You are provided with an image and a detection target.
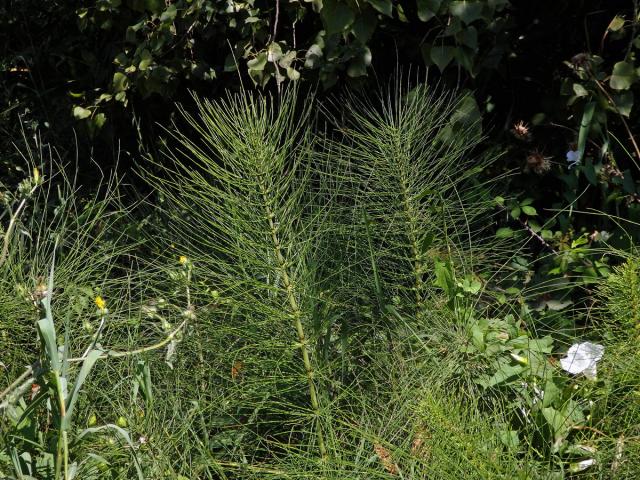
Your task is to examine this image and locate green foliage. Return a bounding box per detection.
[3,83,640,479]
[598,255,640,331]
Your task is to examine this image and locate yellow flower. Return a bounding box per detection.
[179,255,188,265]
[95,296,106,310]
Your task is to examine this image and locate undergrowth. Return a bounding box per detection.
[1,82,639,479]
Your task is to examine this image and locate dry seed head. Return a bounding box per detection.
[511,120,531,141]
[525,150,551,175]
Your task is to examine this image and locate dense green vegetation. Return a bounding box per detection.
[1,1,640,479]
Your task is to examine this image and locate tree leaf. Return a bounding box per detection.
[112,72,129,92]
[145,0,164,13]
[416,0,442,21]
[138,49,153,71]
[430,45,455,72]
[322,0,355,35]
[352,8,378,42]
[610,61,635,90]
[572,83,588,97]
[159,4,177,22]
[521,205,537,216]
[367,0,392,17]
[449,1,484,24]
[73,106,92,120]
[612,90,634,117]
[247,52,267,71]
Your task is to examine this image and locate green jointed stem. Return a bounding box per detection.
[260,184,328,461]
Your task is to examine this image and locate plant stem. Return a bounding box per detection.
[260,183,328,461]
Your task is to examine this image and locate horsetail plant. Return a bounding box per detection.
[147,87,331,463]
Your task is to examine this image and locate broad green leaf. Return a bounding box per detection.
[433,259,455,299]
[457,26,478,50]
[610,61,635,90]
[542,406,569,439]
[159,4,177,22]
[612,90,634,117]
[367,0,392,17]
[112,72,129,92]
[145,0,164,13]
[420,232,434,253]
[92,113,106,130]
[417,0,442,21]
[572,83,588,97]
[72,106,92,120]
[138,49,153,71]
[495,227,513,239]
[521,205,537,216]
[499,430,520,450]
[247,52,267,71]
[542,379,560,408]
[322,0,355,35]
[484,360,524,387]
[352,8,378,42]
[37,317,59,372]
[346,47,372,77]
[582,157,597,185]
[577,101,595,158]
[63,349,102,428]
[430,45,455,72]
[286,67,300,81]
[449,1,484,24]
